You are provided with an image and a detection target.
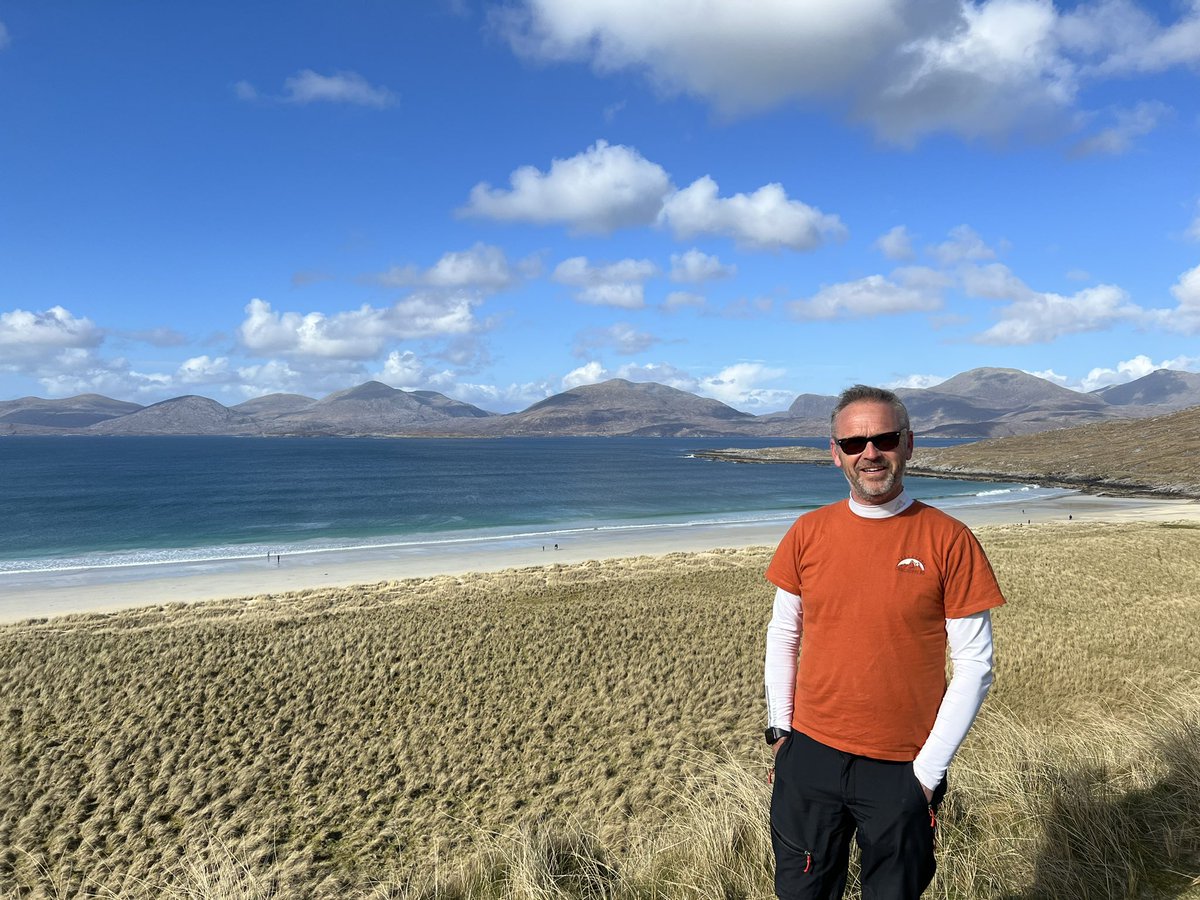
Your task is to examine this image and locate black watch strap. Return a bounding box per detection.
[764,726,791,745]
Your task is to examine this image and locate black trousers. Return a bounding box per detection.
[770,731,947,900]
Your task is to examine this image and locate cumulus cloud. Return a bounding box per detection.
[660,176,846,251]
[573,322,661,356]
[552,256,658,308]
[1070,100,1170,156]
[887,373,948,390]
[0,306,104,367]
[930,225,997,266]
[562,360,609,389]
[973,283,1141,344]
[237,295,478,359]
[874,225,915,261]
[697,362,791,410]
[462,141,843,250]
[375,243,524,290]
[1063,0,1200,75]
[461,140,672,233]
[669,248,736,283]
[1151,263,1200,333]
[176,355,232,384]
[1076,353,1191,392]
[789,272,944,320]
[495,0,1199,144]
[960,262,1034,299]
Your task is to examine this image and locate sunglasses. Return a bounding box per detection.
[833,430,906,455]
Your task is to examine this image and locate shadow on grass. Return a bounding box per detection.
[1002,725,1200,900]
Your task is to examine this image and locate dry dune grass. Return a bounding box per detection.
[2,524,1199,898]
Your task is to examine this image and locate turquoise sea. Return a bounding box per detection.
[0,436,1063,576]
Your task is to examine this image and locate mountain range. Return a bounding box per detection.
[2,367,1199,439]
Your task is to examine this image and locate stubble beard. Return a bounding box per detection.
[845,457,905,502]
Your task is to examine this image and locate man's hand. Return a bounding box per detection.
[772,737,788,758]
[921,784,933,803]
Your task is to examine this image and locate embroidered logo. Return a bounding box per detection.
[896,557,926,574]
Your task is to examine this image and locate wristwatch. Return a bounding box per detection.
[764,726,791,745]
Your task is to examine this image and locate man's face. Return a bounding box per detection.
[829,400,913,505]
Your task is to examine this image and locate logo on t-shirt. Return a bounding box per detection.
[896,557,926,574]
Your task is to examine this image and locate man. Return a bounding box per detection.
[764,385,1005,900]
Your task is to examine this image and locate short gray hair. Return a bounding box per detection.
[830,385,910,435]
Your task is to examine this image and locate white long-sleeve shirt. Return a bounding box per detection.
[764,491,995,790]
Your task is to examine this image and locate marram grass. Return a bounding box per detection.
[2,523,1199,898]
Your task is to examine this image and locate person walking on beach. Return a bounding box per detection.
[763,385,1006,900]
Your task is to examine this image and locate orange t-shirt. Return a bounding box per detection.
[765,500,1005,761]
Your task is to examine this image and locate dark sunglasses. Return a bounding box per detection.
[834,430,906,455]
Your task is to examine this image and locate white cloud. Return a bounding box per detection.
[887,373,948,389]
[574,322,661,356]
[1070,100,1170,157]
[697,362,791,410]
[0,306,103,367]
[1151,263,1200,333]
[562,360,609,389]
[931,225,997,266]
[281,70,397,108]
[552,256,658,308]
[177,355,232,384]
[669,248,736,283]
[960,262,1033,299]
[235,360,317,397]
[1027,368,1071,387]
[660,176,846,251]
[497,0,1200,144]
[461,140,672,233]
[497,0,912,116]
[973,283,1140,344]
[1064,0,1200,75]
[376,244,521,290]
[0,21,9,50]
[789,273,943,320]
[611,362,696,390]
[664,291,707,312]
[237,295,478,360]
[28,349,174,400]
[875,225,915,261]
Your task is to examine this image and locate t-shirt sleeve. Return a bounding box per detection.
[942,526,1006,618]
[765,520,803,595]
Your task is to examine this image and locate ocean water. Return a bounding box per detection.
[0,436,1063,576]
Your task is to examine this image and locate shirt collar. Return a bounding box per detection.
[849,490,913,519]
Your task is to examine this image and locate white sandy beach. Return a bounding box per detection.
[3,492,1198,624]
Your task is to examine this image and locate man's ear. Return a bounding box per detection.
[830,438,844,469]
[904,429,914,460]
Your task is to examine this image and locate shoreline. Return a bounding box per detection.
[4,492,1200,624]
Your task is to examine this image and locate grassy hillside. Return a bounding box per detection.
[2,524,1199,898]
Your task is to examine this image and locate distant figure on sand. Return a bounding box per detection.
[763,385,1006,899]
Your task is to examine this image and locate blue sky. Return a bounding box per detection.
[1,1,1198,413]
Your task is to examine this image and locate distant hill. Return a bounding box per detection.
[2,367,1199,439]
[257,381,493,435]
[1092,369,1200,410]
[230,393,317,417]
[87,396,262,436]
[472,379,755,436]
[0,394,142,433]
[915,404,1200,497]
